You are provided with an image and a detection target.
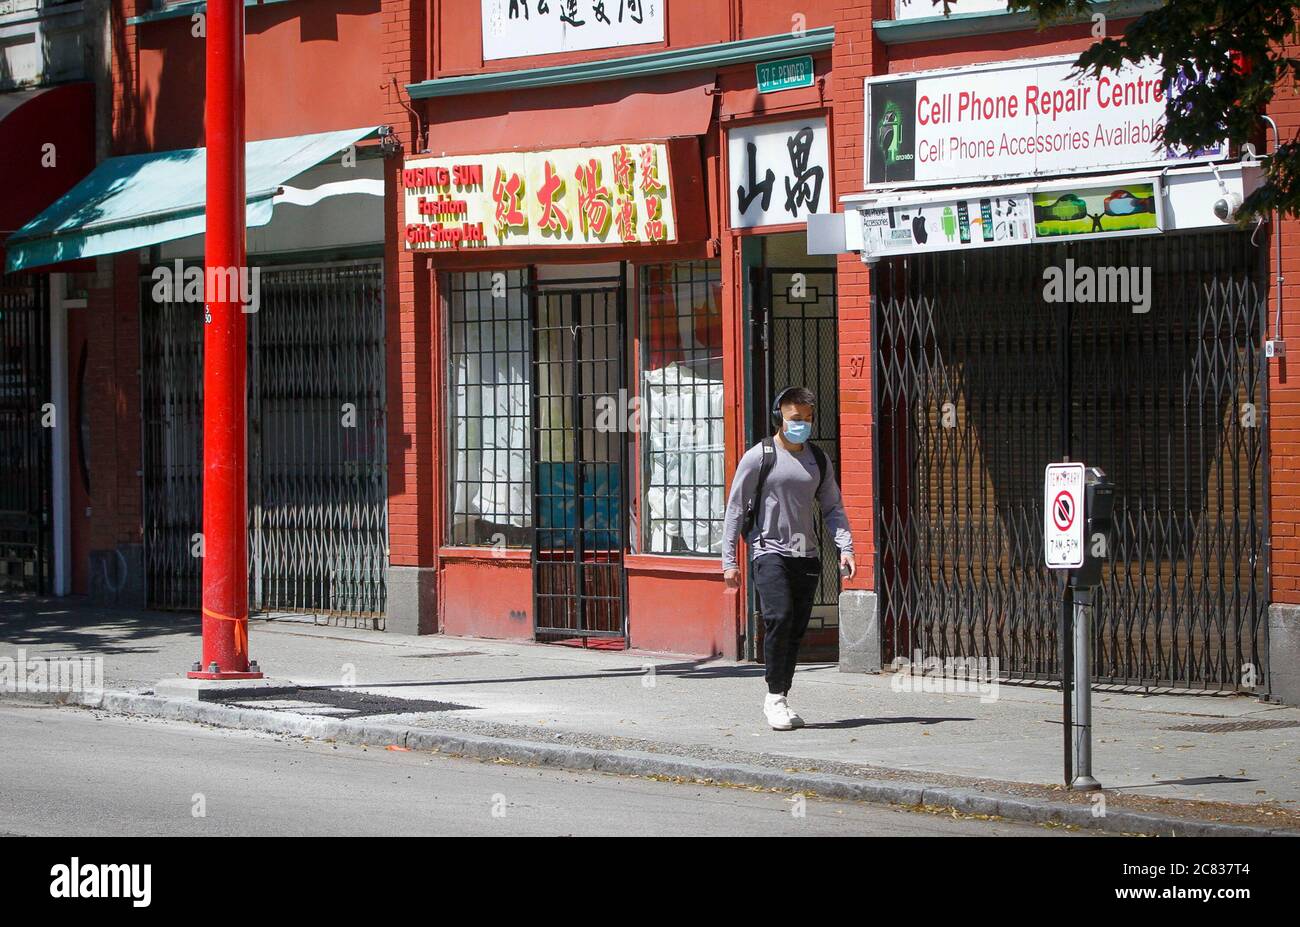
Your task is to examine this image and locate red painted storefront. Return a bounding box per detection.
[389,0,842,658]
[71,0,847,661]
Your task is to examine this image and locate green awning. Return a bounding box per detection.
[5,126,381,272]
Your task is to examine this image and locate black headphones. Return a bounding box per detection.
[771,386,815,424]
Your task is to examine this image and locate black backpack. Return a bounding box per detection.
[741,436,828,535]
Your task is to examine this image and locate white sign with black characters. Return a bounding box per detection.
[481,0,664,62]
[727,117,830,229]
[894,0,1006,21]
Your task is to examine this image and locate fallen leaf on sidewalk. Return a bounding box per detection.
[385,745,410,752]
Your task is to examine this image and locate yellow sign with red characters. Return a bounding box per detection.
[402,143,677,250]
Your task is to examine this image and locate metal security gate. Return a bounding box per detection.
[250,265,388,621]
[142,261,388,626]
[874,231,1269,691]
[531,276,628,641]
[0,273,51,592]
[141,282,204,609]
[750,268,841,635]
[768,268,841,627]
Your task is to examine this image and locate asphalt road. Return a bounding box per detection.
[0,703,1084,837]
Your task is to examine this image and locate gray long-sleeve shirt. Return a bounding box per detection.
[721,439,853,572]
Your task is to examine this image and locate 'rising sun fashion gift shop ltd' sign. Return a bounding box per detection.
[403,143,678,250]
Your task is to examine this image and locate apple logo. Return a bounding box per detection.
[912,212,928,244]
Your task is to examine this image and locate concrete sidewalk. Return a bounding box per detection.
[3,596,1298,833]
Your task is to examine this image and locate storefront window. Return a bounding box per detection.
[640,261,725,555]
[447,270,532,547]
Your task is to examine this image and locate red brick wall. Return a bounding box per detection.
[382,0,440,574]
[111,0,144,154]
[1266,38,1300,604]
[124,1,390,152]
[77,1,150,564]
[829,0,890,591]
[83,252,143,553]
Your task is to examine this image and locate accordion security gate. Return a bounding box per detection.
[142,262,388,627]
[0,273,51,593]
[873,231,1269,691]
[765,268,841,630]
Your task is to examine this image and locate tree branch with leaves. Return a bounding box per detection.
[993,0,1300,224]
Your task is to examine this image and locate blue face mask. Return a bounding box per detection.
[783,419,812,444]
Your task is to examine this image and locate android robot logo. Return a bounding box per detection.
[875,100,904,170]
[869,82,917,183]
[942,206,957,242]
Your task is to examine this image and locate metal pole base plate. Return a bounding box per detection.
[1070,776,1102,791]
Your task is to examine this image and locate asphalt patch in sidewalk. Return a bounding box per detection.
[210,687,474,719]
[1161,719,1300,734]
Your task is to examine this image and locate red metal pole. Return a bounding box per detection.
[190,0,260,679]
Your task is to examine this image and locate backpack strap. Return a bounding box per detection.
[742,437,778,536]
[755,436,778,507]
[808,441,828,498]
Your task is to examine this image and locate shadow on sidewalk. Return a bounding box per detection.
[0,594,197,656]
[802,716,976,730]
[346,658,771,691]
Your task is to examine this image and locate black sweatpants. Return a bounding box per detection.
[752,554,823,695]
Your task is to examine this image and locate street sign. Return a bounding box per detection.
[1044,462,1085,568]
[756,56,815,94]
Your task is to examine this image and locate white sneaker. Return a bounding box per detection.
[784,698,805,728]
[764,693,794,730]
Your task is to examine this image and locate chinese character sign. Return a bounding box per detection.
[894,0,1005,22]
[727,117,830,229]
[402,143,677,250]
[481,0,664,62]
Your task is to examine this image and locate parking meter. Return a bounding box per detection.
[1044,462,1113,791]
[1070,467,1114,594]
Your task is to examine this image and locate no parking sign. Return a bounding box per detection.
[1044,462,1085,569]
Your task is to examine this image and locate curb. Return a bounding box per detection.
[8,688,1296,837]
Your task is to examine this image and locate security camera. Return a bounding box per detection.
[1213,193,1242,223]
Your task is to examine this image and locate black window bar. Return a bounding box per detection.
[445,269,533,548]
[0,272,52,594]
[640,260,725,556]
[530,269,629,640]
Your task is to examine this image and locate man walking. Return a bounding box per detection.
[722,387,854,730]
